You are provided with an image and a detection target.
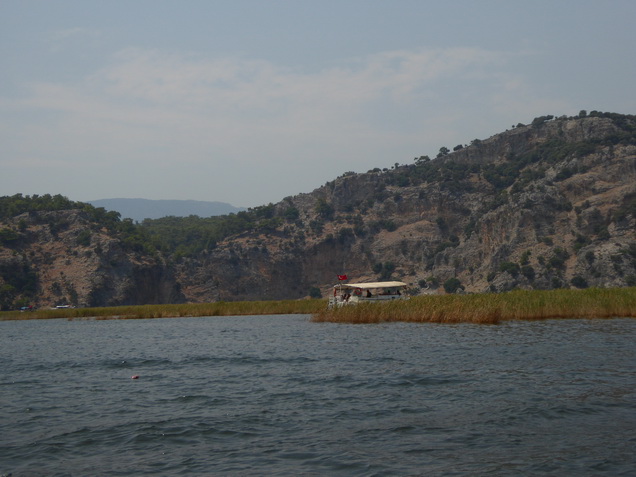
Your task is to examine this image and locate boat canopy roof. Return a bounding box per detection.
[334,281,408,290]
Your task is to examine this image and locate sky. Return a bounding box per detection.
[1,1,635,208]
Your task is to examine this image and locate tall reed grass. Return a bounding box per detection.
[311,287,636,324]
[3,288,635,324]
[0,299,325,321]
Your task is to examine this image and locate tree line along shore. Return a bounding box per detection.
[2,287,635,324]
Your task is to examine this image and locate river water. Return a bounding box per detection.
[1,315,634,476]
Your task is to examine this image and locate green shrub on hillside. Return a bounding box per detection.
[443,277,463,294]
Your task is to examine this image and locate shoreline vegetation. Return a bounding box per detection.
[313,287,636,324]
[0,300,324,322]
[1,287,635,324]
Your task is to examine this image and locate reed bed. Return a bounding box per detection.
[3,287,635,324]
[0,299,326,321]
[311,287,636,324]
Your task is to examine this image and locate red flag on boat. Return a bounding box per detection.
[337,274,348,281]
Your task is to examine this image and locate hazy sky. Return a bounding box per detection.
[1,1,634,208]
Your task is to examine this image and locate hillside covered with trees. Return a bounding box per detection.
[1,111,635,308]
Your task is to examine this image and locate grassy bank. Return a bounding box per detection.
[311,287,636,324]
[0,299,326,321]
[3,287,635,323]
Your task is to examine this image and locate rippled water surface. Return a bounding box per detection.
[1,315,635,476]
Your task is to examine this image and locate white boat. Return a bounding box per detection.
[328,281,409,308]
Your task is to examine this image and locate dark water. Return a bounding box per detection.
[1,316,634,476]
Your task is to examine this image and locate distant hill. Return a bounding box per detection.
[2,112,636,308]
[88,198,245,222]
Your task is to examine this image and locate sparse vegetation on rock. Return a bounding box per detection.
[1,112,636,308]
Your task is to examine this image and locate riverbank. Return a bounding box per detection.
[312,287,636,324]
[0,299,325,321]
[3,287,635,323]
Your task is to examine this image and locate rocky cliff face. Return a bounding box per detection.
[0,209,184,308]
[2,114,635,308]
[175,114,636,300]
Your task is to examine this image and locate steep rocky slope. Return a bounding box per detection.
[0,208,183,308]
[1,113,635,308]
[174,114,636,300]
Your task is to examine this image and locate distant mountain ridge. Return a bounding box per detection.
[88,198,245,222]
